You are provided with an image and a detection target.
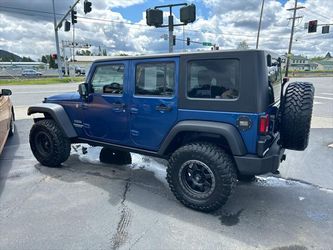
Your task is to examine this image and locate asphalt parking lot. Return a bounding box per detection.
[0,77,332,249]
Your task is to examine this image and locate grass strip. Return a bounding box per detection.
[0,77,85,85]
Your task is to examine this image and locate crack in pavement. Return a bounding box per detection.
[110,179,132,250]
[128,218,159,250]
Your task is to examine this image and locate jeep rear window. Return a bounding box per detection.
[187,59,239,100]
[91,64,124,95]
[135,62,175,96]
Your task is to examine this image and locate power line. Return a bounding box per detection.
[0,5,257,39]
[304,8,332,22]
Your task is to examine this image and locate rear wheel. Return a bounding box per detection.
[99,147,132,165]
[167,142,237,212]
[29,119,71,167]
[237,174,256,182]
[280,82,314,150]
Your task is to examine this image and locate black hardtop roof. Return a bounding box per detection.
[93,49,268,63]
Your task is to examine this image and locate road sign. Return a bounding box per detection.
[202,42,212,46]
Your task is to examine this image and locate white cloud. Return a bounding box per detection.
[0,0,332,60]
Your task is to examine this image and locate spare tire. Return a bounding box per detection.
[280,82,314,150]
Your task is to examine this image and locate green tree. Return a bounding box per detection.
[41,55,48,64]
[237,40,249,50]
[22,56,34,62]
[49,55,57,69]
[115,53,128,56]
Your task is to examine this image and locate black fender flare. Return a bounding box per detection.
[27,103,77,138]
[158,120,247,156]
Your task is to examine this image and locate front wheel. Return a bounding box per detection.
[8,111,15,137]
[29,119,71,167]
[167,142,237,212]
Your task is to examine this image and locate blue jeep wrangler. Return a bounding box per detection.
[28,50,314,212]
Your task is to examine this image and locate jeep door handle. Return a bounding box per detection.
[80,103,88,109]
[112,102,125,110]
[155,104,172,112]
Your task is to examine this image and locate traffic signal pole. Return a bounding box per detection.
[52,0,63,78]
[52,0,81,78]
[147,3,195,54]
[168,8,174,53]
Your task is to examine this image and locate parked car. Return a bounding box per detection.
[22,69,43,77]
[75,66,85,75]
[28,50,314,212]
[0,89,15,154]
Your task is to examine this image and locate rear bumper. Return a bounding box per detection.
[234,136,285,175]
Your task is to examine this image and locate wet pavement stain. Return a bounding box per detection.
[218,209,244,226]
[271,245,308,250]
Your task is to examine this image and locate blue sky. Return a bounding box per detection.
[0,0,331,59]
[112,1,212,22]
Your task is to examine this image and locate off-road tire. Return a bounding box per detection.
[8,111,15,137]
[99,147,132,165]
[237,174,256,182]
[167,142,237,212]
[280,82,314,150]
[29,119,71,167]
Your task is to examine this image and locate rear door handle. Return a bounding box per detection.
[112,102,126,111]
[130,107,138,114]
[155,104,172,112]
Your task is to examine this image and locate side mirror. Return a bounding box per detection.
[267,54,272,67]
[1,89,12,96]
[78,83,88,100]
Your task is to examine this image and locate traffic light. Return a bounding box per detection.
[64,21,70,32]
[180,4,196,24]
[186,37,190,46]
[173,35,176,46]
[84,0,92,14]
[322,25,330,34]
[308,20,317,33]
[71,10,77,24]
[146,8,163,27]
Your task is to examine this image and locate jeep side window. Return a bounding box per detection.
[91,64,124,95]
[135,62,175,96]
[187,59,239,100]
[267,56,282,103]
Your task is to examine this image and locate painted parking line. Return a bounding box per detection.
[320,93,333,96]
[314,96,333,101]
[314,101,323,105]
[13,90,68,94]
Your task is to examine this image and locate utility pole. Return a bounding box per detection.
[52,0,63,78]
[285,0,304,77]
[256,0,265,49]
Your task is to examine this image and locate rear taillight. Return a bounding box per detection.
[259,114,270,134]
